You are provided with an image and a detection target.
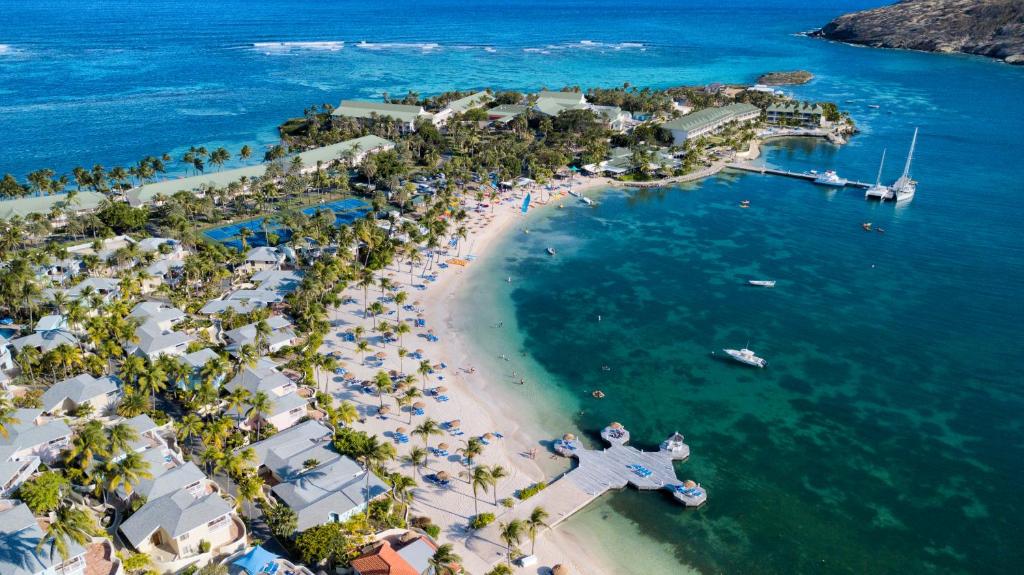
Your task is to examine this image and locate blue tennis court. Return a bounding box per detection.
[203,197,370,250]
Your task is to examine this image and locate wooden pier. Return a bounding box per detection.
[727,161,873,189]
[465,423,705,567]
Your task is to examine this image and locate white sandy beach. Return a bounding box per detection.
[315,175,623,574]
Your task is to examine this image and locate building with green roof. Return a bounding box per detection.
[533,90,588,117]
[486,104,529,125]
[0,191,105,222]
[432,91,493,125]
[661,103,761,145]
[127,135,394,206]
[766,101,825,127]
[331,100,432,133]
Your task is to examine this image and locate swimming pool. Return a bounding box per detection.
[0,328,18,340]
[203,197,370,250]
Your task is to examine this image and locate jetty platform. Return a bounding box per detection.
[727,161,873,189]
[464,423,705,567]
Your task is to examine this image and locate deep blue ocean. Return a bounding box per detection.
[3,1,1023,573]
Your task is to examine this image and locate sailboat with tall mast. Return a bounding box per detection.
[865,148,890,200]
[891,128,918,201]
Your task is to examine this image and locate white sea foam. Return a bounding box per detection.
[532,40,648,52]
[354,41,441,52]
[251,41,345,53]
[483,46,497,53]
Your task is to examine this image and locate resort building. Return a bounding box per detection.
[242,246,287,273]
[224,316,297,355]
[591,105,633,131]
[130,301,187,332]
[126,136,395,206]
[248,421,389,531]
[62,277,121,306]
[130,319,192,361]
[225,358,307,432]
[431,91,493,125]
[350,535,438,575]
[486,104,529,126]
[331,101,432,134]
[118,485,244,561]
[661,103,761,145]
[582,147,679,176]
[199,290,282,316]
[142,259,185,293]
[118,445,206,503]
[0,501,87,575]
[532,90,588,116]
[765,101,825,127]
[8,316,79,354]
[249,269,305,295]
[39,373,121,416]
[0,409,73,495]
[123,414,170,454]
[0,192,105,225]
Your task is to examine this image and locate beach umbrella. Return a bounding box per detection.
[562,433,576,442]
[610,421,623,429]
[684,479,697,489]
[415,349,425,354]
[413,401,426,409]
[433,363,443,370]
[438,442,450,451]
[449,419,461,428]
[389,369,398,377]
[375,351,387,359]
[343,372,355,380]
[552,565,569,575]
[396,427,408,434]
[379,405,391,415]
[436,386,448,393]
[483,433,495,440]
[436,471,450,481]
[413,300,421,305]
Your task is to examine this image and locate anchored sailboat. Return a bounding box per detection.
[864,148,891,200]
[891,128,918,202]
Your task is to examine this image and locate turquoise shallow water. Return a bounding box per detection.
[4,1,1024,572]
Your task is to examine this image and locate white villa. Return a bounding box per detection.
[0,502,87,575]
[0,409,73,496]
[331,101,432,134]
[39,373,121,416]
[225,358,308,432]
[224,316,296,355]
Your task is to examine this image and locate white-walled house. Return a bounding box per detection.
[39,373,121,416]
[130,302,187,332]
[0,502,87,575]
[225,358,308,433]
[8,316,79,354]
[0,409,73,496]
[241,247,286,273]
[224,316,296,355]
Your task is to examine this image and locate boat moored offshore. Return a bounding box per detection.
[722,348,767,368]
[747,280,776,288]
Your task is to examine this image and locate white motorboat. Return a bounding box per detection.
[546,247,557,256]
[813,170,847,187]
[747,280,776,288]
[580,196,593,205]
[722,348,767,368]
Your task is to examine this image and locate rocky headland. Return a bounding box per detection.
[811,0,1024,65]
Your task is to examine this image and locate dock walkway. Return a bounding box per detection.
[464,423,705,568]
[727,161,872,189]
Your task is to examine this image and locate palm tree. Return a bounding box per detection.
[428,544,462,575]
[246,391,273,440]
[67,420,109,471]
[135,360,167,409]
[387,472,417,523]
[236,472,264,519]
[334,400,359,427]
[489,465,509,506]
[225,386,252,424]
[107,422,140,456]
[176,414,204,455]
[402,446,427,479]
[498,519,525,565]
[117,392,147,418]
[355,339,370,363]
[485,565,513,575]
[103,451,152,500]
[525,505,550,554]
[457,437,485,469]
[393,322,411,347]
[462,465,494,517]
[37,504,97,563]
[354,435,395,505]
[412,418,442,467]
[372,370,391,408]
[417,359,432,391]
[0,399,19,439]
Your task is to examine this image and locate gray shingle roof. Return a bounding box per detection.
[119,489,232,547]
[40,374,119,413]
[0,192,105,220]
[271,455,389,531]
[0,502,85,575]
[247,420,334,469]
[0,410,72,462]
[128,449,206,501]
